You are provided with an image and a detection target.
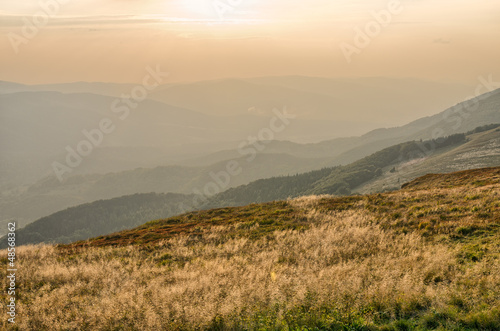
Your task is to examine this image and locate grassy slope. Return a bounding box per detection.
[6,127,497,248]
[2,167,497,329]
[0,193,195,248]
[67,166,500,249]
[356,128,500,194]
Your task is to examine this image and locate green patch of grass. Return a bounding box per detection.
[155,253,191,268]
[392,212,402,220]
[455,226,480,237]
[461,308,500,330]
[457,244,487,263]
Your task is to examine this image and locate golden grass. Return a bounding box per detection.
[2,198,499,330]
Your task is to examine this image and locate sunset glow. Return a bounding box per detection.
[0,0,499,84]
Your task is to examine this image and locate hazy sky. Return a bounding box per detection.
[1,0,499,84]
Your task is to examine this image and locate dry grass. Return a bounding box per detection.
[2,203,499,330]
[2,168,500,330]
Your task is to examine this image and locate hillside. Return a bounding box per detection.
[2,82,495,188]
[402,166,500,190]
[205,125,500,208]
[3,167,499,330]
[9,126,497,246]
[3,87,499,228]
[204,133,472,208]
[67,166,500,248]
[356,125,500,194]
[305,87,500,167]
[0,91,222,188]
[0,153,330,227]
[186,88,500,167]
[2,132,463,245]
[0,89,347,189]
[0,193,194,248]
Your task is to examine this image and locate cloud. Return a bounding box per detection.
[0,14,267,29]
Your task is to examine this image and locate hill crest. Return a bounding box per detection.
[63,166,500,249]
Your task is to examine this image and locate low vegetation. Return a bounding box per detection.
[0,193,193,248]
[8,127,494,247]
[1,167,499,330]
[465,123,500,135]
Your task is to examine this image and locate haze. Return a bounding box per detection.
[1,0,500,211]
[1,0,499,85]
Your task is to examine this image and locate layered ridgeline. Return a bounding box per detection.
[1,153,330,228]
[186,87,500,166]
[6,76,442,189]
[205,125,500,208]
[357,124,500,194]
[1,167,499,329]
[0,76,474,125]
[5,124,499,246]
[2,88,499,227]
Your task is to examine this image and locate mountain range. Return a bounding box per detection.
[6,124,499,245]
[1,79,499,241]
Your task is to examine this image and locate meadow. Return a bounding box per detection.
[1,168,499,330]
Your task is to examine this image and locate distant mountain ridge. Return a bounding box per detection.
[185,88,500,167]
[0,192,194,247]
[2,84,498,233]
[0,152,329,226]
[205,125,500,209]
[8,125,499,246]
[203,133,472,208]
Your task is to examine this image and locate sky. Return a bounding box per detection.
[0,0,499,84]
